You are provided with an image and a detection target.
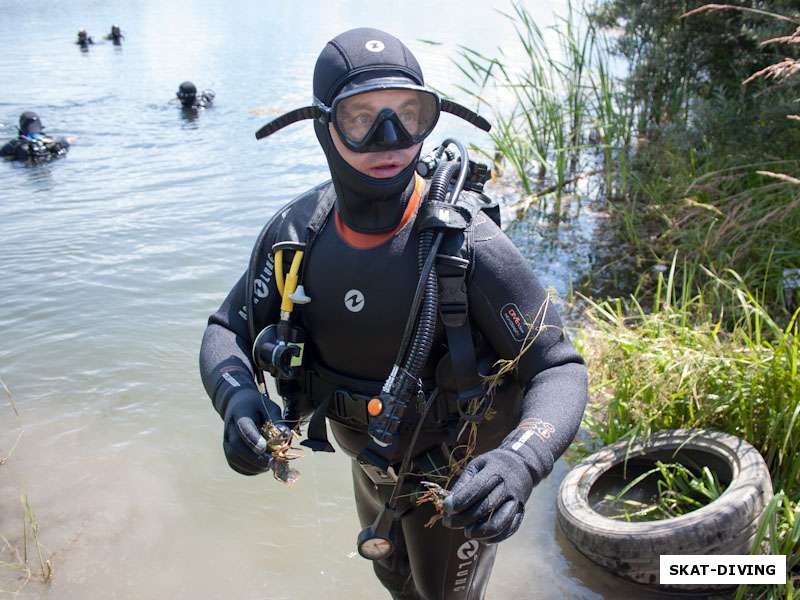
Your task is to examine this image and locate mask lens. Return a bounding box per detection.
[335,89,439,145]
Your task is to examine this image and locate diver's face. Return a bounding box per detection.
[328,89,422,179]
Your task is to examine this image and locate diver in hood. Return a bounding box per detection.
[76,28,94,49]
[200,27,587,600]
[176,81,215,111]
[2,112,71,163]
[105,25,124,45]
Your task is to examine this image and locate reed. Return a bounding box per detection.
[738,492,800,600]
[0,495,53,595]
[0,375,17,417]
[453,1,635,200]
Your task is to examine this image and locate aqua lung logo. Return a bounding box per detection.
[344,289,365,313]
[238,253,275,320]
[254,279,268,299]
[452,540,480,593]
[456,540,479,561]
[365,40,385,53]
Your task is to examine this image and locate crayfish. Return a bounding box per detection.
[415,481,451,528]
[261,421,303,485]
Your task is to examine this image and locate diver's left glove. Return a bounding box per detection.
[222,388,288,476]
[442,439,553,544]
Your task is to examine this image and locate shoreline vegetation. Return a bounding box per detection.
[459,1,799,598]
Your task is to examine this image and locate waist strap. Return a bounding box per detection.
[301,365,457,452]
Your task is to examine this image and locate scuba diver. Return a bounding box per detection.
[176,81,215,111]
[105,25,124,45]
[199,28,587,600]
[76,28,94,48]
[1,112,71,163]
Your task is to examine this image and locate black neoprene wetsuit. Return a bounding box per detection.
[199,180,588,600]
[1,136,70,162]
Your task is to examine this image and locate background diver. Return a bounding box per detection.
[176,81,215,111]
[1,112,72,163]
[76,28,94,48]
[105,25,124,45]
[199,28,587,600]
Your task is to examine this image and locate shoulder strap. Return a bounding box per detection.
[437,253,483,413]
[268,183,338,453]
[245,183,335,370]
[433,191,496,422]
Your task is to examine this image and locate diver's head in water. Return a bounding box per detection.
[177,81,198,108]
[254,27,490,233]
[19,112,43,137]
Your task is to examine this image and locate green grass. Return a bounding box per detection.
[599,460,724,522]
[739,492,800,600]
[618,150,800,313]
[456,1,800,313]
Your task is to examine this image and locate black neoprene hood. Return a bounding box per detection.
[19,111,42,135]
[313,28,425,235]
[178,81,197,97]
[313,28,424,105]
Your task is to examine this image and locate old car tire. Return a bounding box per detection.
[557,429,773,591]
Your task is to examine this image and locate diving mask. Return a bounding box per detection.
[255,80,490,151]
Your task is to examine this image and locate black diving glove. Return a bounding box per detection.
[222,388,288,476]
[442,438,553,543]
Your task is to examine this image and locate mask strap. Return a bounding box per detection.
[440,99,491,132]
[255,106,324,140]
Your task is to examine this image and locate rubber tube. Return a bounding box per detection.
[388,160,460,412]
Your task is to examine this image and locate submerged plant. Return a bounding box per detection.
[0,495,53,595]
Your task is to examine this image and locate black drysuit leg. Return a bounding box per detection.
[351,460,497,600]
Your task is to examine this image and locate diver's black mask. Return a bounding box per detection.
[255,83,487,150]
[253,28,491,234]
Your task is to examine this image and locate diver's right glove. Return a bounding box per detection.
[222,388,288,476]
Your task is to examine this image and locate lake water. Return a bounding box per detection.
[0,1,677,598]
